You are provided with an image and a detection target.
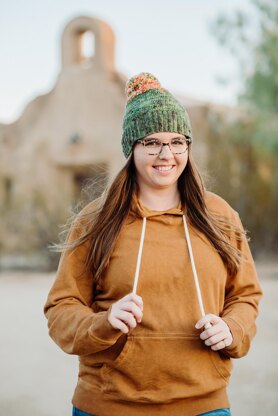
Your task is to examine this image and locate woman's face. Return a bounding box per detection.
[133,132,189,192]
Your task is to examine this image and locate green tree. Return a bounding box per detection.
[212,0,278,115]
[209,0,278,255]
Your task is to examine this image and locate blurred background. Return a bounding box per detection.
[0,0,277,415]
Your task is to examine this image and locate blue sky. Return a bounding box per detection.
[0,0,254,124]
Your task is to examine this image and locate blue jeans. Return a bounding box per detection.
[199,409,231,416]
[72,407,95,416]
[73,406,231,415]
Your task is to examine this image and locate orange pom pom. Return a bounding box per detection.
[125,72,163,102]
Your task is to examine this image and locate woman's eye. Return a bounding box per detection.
[144,140,160,147]
[172,139,184,145]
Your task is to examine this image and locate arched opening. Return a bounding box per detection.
[79,30,95,65]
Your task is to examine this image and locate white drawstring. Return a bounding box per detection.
[132,214,211,329]
[132,217,147,294]
[182,215,211,329]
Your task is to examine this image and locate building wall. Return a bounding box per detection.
[0,16,214,269]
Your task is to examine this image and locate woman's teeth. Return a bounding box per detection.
[154,166,174,171]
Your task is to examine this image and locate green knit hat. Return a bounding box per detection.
[121,72,193,158]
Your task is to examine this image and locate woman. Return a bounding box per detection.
[44,73,262,416]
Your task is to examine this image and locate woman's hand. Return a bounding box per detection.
[108,293,144,334]
[195,314,233,351]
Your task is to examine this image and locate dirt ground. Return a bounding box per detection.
[0,261,277,416]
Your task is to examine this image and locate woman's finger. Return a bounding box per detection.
[195,314,221,329]
[200,323,222,341]
[121,293,143,310]
[108,315,129,334]
[211,340,227,351]
[204,332,227,347]
[117,310,137,329]
[120,301,143,322]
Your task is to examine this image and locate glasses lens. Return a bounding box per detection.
[143,139,162,155]
[170,138,188,154]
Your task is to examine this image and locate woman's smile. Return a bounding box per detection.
[153,164,176,174]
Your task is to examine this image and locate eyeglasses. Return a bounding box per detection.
[137,137,192,155]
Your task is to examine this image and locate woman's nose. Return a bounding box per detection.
[158,143,173,159]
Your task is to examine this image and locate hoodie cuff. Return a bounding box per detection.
[221,316,244,356]
[89,305,123,345]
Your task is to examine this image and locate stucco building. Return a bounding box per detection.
[0,16,216,269]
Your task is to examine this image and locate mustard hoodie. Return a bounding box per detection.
[44,191,262,416]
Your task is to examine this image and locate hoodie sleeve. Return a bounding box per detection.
[44,216,123,356]
[221,211,263,359]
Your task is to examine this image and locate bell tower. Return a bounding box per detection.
[61,16,115,74]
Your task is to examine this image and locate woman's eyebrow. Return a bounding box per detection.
[146,135,184,139]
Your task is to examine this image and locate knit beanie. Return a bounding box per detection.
[121,72,192,158]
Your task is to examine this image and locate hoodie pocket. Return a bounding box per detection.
[101,333,232,403]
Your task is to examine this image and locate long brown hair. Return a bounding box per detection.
[57,146,246,286]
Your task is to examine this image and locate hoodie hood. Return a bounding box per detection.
[130,192,185,221]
